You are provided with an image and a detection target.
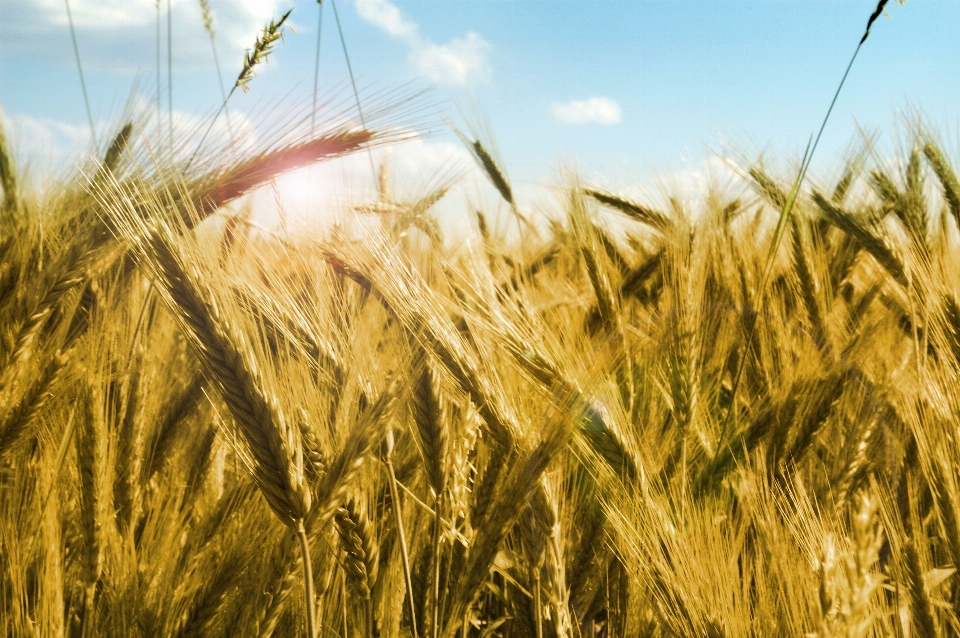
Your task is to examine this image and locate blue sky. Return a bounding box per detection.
[1,0,958,219]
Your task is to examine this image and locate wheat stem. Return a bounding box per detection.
[725,2,893,434]
[64,0,95,144]
[330,0,377,181]
[386,425,420,638]
[156,1,160,144]
[297,518,317,638]
[198,0,234,142]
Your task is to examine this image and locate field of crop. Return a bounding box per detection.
[4,1,960,637]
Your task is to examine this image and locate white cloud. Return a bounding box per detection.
[24,0,156,29]
[0,0,283,70]
[355,0,417,39]
[354,0,491,86]
[5,114,90,169]
[551,98,622,126]
[412,33,491,86]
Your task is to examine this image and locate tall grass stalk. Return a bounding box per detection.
[156,0,161,146]
[167,0,173,154]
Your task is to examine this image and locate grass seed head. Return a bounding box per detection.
[198,0,215,38]
[236,8,293,93]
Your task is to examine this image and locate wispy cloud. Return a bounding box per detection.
[354,0,491,86]
[5,94,254,177]
[354,0,417,39]
[551,97,622,126]
[411,33,491,85]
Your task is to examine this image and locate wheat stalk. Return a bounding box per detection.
[197,0,234,141]
[725,0,904,431]
[64,0,95,142]
[101,191,318,635]
[187,8,293,167]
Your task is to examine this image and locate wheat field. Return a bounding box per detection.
[3,101,960,636]
[5,1,960,636]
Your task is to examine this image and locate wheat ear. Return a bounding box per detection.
[93,122,132,183]
[0,115,18,214]
[472,140,513,206]
[385,424,420,638]
[335,498,379,605]
[584,188,671,232]
[236,9,294,94]
[923,141,960,231]
[142,233,321,637]
[445,398,576,637]
[189,131,371,219]
[571,187,618,330]
[409,347,447,638]
[410,348,448,496]
[149,236,309,524]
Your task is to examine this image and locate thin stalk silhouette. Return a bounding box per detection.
[330,0,377,182]
[198,0,235,142]
[156,0,161,148]
[64,0,95,144]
